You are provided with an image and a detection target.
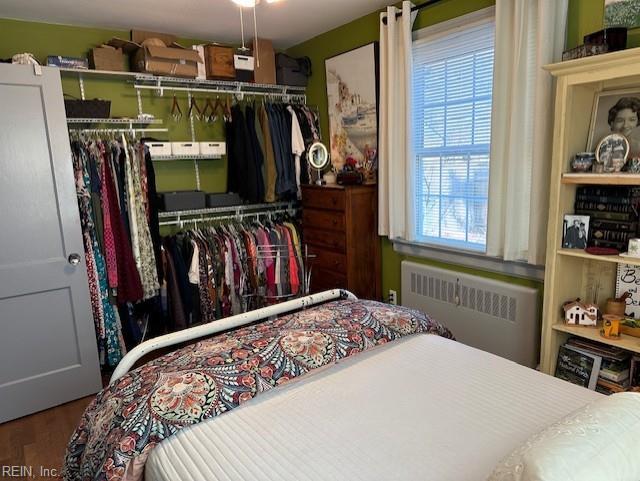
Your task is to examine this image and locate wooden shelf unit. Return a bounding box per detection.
[561,173,640,185]
[540,47,640,375]
[552,322,640,354]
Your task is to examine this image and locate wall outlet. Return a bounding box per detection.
[388,290,397,305]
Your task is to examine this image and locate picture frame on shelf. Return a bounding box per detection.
[562,214,590,249]
[587,88,640,158]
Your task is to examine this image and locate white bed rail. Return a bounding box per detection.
[110,289,357,383]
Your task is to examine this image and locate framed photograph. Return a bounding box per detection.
[325,42,379,172]
[587,89,640,157]
[562,215,590,249]
[605,0,640,29]
[596,133,630,172]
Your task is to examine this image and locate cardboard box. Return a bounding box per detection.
[253,38,276,84]
[89,46,127,71]
[205,45,235,80]
[192,45,207,80]
[133,44,202,78]
[126,30,203,78]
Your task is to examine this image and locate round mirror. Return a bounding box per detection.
[308,142,330,170]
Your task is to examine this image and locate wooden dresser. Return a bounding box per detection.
[301,184,381,300]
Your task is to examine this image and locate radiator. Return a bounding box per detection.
[401,261,540,368]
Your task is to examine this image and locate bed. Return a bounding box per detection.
[62,290,633,481]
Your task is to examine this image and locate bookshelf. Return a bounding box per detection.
[540,47,640,375]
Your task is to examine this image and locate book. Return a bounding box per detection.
[555,344,602,390]
[599,368,630,383]
[590,228,635,243]
[630,356,640,387]
[574,209,638,221]
[576,194,635,205]
[596,377,628,395]
[590,219,638,232]
[616,265,640,318]
[577,186,640,198]
[566,337,629,361]
[575,201,636,213]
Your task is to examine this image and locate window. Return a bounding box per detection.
[412,16,495,251]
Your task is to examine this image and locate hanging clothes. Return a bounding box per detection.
[160,216,304,327]
[69,135,163,368]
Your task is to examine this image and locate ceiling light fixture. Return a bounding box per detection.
[232,0,258,7]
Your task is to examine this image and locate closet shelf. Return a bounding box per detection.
[66,118,163,125]
[59,67,306,96]
[561,173,640,185]
[152,154,222,162]
[556,248,640,266]
[552,322,640,354]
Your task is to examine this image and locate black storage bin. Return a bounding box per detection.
[205,193,242,208]
[276,53,311,87]
[584,27,627,52]
[64,97,111,119]
[159,191,206,212]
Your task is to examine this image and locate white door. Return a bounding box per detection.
[0,64,101,423]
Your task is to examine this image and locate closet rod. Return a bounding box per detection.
[157,200,299,219]
[382,0,445,24]
[159,207,294,227]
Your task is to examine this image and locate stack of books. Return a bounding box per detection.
[555,337,632,393]
[574,186,640,251]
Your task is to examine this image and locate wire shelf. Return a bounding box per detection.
[152,154,222,162]
[66,118,163,124]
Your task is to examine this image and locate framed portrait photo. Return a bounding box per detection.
[587,89,640,158]
[562,214,590,250]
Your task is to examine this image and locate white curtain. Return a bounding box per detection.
[486,0,568,265]
[378,1,416,239]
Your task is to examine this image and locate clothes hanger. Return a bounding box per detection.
[188,97,202,121]
[171,95,183,122]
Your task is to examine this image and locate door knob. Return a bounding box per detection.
[68,253,82,266]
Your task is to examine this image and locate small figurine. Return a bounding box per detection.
[601,315,622,339]
[563,299,599,326]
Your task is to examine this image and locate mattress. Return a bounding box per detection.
[145,335,601,481]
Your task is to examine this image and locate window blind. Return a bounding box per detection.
[412,20,495,251]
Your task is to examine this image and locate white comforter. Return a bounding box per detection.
[146,335,601,481]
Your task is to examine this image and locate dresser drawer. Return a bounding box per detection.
[303,209,345,232]
[308,245,347,274]
[302,188,345,211]
[303,227,346,252]
[311,268,347,293]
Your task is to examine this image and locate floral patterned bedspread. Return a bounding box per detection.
[63,299,453,481]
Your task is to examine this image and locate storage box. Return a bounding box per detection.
[192,44,207,80]
[171,142,201,156]
[64,98,111,118]
[129,30,202,78]
[89,46,127,71]
[253,38,276,84]
[206,193,242,208]
[234,51,255,82]
[47,55,88,69]
[584,27,627,52]
[133,44,202,78]
[205,45,235,80]
[159,191,206,212]
[146,141,172,157]
[199,141,226,156]
[275,53,310,87]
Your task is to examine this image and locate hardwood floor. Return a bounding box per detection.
[0,396,92,480]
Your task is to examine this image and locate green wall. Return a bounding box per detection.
[0,1,618,300]
[0,18,227,193]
